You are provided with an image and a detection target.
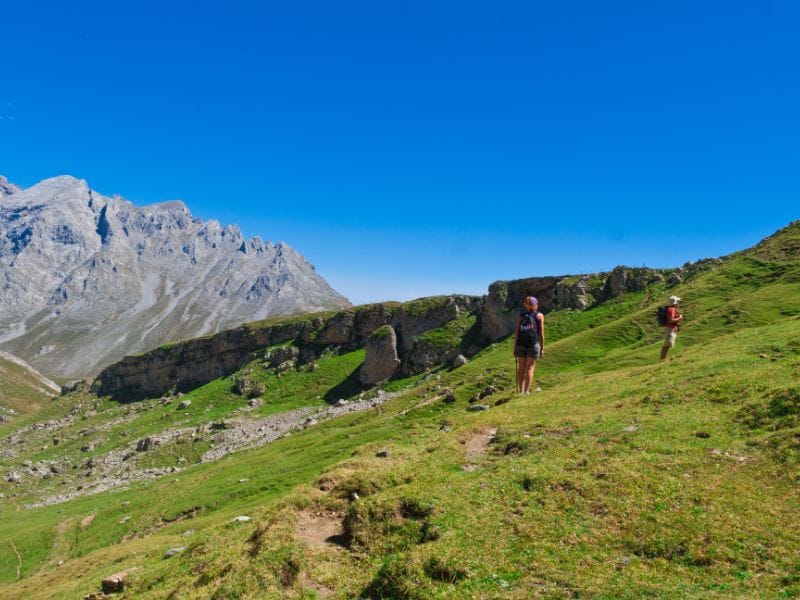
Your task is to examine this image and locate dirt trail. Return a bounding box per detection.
[462,426,497,470]
[294,510,347,549]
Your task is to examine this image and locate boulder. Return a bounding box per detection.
[452,354,469,368]
[136,437,154,452]
[359,325,401,385]
[163,546,186,558]
[479,386,498,400]
[101,571,128,593]
[177,399,191,410]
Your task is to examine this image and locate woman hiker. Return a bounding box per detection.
[514,296,545,394]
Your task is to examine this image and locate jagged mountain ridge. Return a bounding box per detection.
[0,175,350,378]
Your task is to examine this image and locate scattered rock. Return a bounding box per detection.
[101,571,128,594]
[452,354,468,368]
[177,400,191,410]
[5,471,21,483]
[534,386,543,393]
[375,449,391,458]
[232,515,251,523]
[439,424,452,433]
[442,388,457,404]
[623,425,639,433]
[248,398,263,408]
[238,478,248,483]
[52,436,61,446]
[181,529,195,537]
[694,431,711,439]
[81,443,95,452]
[467,405,490,412]
[163,546,186,558]
[136,437,154,452]
[118,516,131,524]
[334,399,348,407]
[759,353,768,359]
[479,386,498,400]
[84,592,109,600]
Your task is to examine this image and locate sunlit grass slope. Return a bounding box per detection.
[1,222,799,599]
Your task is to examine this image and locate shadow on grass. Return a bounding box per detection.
[324,365,365,403]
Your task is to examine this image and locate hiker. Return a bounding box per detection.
[514,295,545,394]
[660,295,684,360]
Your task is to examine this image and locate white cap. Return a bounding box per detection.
[668,295,681,305]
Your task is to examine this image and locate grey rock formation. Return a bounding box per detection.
[96,296,482,400]
[481,277,560,341]
[0,175,350,377]
[359,325,400,385]
[602,266,665,298]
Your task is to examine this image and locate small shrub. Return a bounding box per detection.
[424,556,470,583]
[333,473,386,499]
[519,474,547,492]
[398,496,434,519]
[492,428,533,455]
[362,554,432,600]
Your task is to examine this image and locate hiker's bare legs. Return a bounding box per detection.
[516,358,525,393]
[521,357,536,393]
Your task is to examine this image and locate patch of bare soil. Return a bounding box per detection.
[462,426,497,470]
[301,573,334,598]
[294,510,348,549]
[80,514,96,529]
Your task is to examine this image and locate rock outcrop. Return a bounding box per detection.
[95,295,482,400]
[0,174,350,377]
[480,277,561,341]
[359,325,400,385]
[601,266,665,298]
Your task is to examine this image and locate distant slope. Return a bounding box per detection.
[0,175,351,378]
[1,222,799,599]
[0,351,60,418]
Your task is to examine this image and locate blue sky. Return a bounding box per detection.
[3,1,799,304]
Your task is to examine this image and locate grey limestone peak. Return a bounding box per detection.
[0,174,351,377]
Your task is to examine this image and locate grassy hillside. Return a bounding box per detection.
[0,352,59,420]
[1,224,799,598]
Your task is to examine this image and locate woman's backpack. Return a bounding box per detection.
[519,310,540,344]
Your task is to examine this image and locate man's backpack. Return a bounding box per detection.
[656,306,668,326]
[519,310,540,344]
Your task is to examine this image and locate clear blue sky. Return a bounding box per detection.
[3,1,799,304]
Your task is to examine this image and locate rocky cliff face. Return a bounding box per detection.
[95,295,481,400]
[0,175,350,377]
[94,256,691,401]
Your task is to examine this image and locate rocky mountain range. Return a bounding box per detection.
[0,175,350,378]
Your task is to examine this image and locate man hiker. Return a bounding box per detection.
[660,295,683,360]
[514,295,545,394]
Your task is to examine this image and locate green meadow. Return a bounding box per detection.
[1,223,799,598]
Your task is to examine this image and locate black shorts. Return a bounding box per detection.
[514,342,541,359]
